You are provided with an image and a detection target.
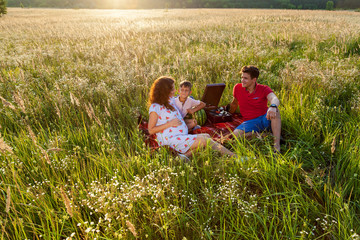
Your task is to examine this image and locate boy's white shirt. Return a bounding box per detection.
[174,96,201,118]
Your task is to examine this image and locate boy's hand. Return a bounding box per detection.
[187,108,195,115]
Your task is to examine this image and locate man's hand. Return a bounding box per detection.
[266,93,280,120]
[229,98,239,114]
[266,107,278,120]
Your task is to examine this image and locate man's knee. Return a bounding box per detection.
[233,129,245,137]
[271,112,281,123]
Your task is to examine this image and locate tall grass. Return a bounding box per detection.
[0,8,360,239]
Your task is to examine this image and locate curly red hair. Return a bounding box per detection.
[148,76,175,111]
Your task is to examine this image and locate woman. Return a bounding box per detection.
[148,76,235,159]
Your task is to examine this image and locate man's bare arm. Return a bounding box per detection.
[267,92,280,107]
[229,98,239,113]
[266,92,280,120]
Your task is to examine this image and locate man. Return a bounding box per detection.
[228,65,281,152]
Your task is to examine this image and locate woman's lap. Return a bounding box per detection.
[164,134,197,154]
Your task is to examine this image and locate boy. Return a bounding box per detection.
[174,80,206,130]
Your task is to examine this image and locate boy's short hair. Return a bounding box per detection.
[179,80,192,90]
[241,65,259,79]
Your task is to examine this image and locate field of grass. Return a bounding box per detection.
[1,7,360,239]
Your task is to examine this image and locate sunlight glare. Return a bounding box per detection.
[101,0,137,9]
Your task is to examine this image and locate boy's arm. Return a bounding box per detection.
[187,101,206,115]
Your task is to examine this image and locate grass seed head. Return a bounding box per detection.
[70,93,80,106]
[47,147,64,152]
[105,105,111,117]
[13,91,26,113]
[60,187,73,217]
[331,137,336,154]
[39,146,51,164]
[84,103,93,120]
[126,220,137,238]
[0,96,16,110]
[0,133,14,154]
[27,125,37,145]
[55,102,61,118]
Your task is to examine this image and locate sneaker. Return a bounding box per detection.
[231,155,248,163]
[273,149,281,157]
[192,125,201,131]
[178,153,190,162]
[273,148,281,154]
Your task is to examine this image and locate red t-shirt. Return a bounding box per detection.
[233,83,273,121]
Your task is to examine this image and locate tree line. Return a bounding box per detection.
[4,0,360,9]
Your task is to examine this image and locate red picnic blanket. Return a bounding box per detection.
[138,114,244,150]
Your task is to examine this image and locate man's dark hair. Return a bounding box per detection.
[241,66,259,79]
[179,80,192,90]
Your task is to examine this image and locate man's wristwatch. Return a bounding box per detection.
[270,104,278,112]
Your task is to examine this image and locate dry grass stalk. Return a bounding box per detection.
[84,104,93,120]
[55,82,61,94]
[93,116,102,126]
[13,91,26,113]
[104,105,111,117]
[55,102,61,118]
[70,93,80,106]
[255,132,263,140]
[0,96,16,110]
[27,125,37,145]
[305,176,314,189]
[102,136,110,144]
[60,187,73,217]
[73,95,80,106]
[38,146,51,164]
[126,220,137,238]
[54,83,63,105]
[334,191,341,198]
[0,133,13,154]
[90,103,102,126]
[70,92,75,105]
[85,103,102,126]
[331,137,336,154]
[8,72,16,82]
[19,69,25,80]
[88,103,95,116]
[47,147,64,152]
[6,187,11,213]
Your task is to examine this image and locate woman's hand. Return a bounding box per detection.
[148,112,182,135]
[167,118,182,127]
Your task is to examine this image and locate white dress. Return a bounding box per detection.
[149,99,197,153]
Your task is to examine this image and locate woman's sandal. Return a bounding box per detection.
[178,153,190,163]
